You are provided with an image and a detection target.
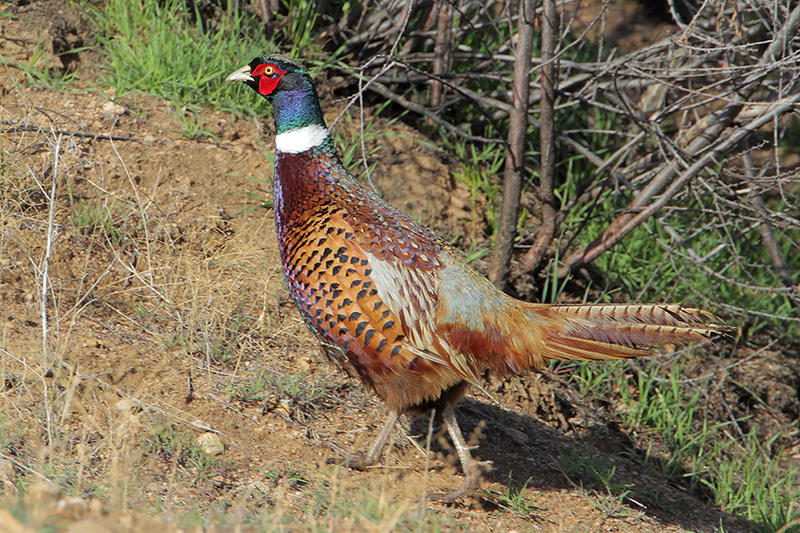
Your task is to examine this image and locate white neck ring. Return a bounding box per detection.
[275,124,329,154]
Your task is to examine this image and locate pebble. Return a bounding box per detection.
[101,101,126,120]
[196,432,224,456]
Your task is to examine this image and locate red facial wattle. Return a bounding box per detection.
[252,63,286,96]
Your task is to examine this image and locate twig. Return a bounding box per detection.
[521,0,558,272]
[34,134,61,465]
[0,453,52,483]
[365,81,499,144]
[487,0,536,287]
[742,152,799,312]
[561,85,800,278]
[2,121,139,142]
[430,0,453,112]
[41,134,61,363]
[558,3,800,277]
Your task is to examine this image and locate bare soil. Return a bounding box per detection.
[0,1,796,532]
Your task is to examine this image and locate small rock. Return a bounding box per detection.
[143,134,158,143]
[115,399,133,411]
[101,101,126,120]
[297,358,312,372]
[506,427,528,445]
[54,496,89,517]
[196,432,224,456]
[88,498,104,517]
[114,398,142,414]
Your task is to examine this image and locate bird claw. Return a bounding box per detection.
[323,446,376,471]
[323,410,398,471]
[427,459,493,503]
[342,451,372,471]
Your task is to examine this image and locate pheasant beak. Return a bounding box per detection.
[226,65,253,83]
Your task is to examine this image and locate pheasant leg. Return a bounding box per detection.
[429,402,492,502]
[341,409,400,470]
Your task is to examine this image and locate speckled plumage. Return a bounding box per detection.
[273,136,463,411]
[228,56,734,499]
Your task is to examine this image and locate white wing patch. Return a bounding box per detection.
[363,250,449,367]
[276,124,330,154]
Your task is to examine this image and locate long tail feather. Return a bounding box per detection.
[532,303,735,364]
[440,299,735,381]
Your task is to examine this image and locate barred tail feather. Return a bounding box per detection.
[530,303,735,364]
[440,299,734,381]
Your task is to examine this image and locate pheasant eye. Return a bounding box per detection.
[264,65,275,75]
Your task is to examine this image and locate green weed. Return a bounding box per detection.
[227,369,273,405]
[692,431,800,531]
[172,103,217,140]
[147,423,219,479]
[87,0,277,114]
[195,303,253,363]
[263,466,310,490]
[262,371,331,413]
[227,368,333,420]
[447,134,505,240]
[278,0,319,57]
[567,358,800,530]
[492,475,541,516]
[559,446,628,492]
[589,488,635,520]
[5,40,85,91]
[237,173,275,213]
[70,198,128,246]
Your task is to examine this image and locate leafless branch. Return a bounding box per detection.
[487,0,536,287]
[521,0,558,273]
[558,3,800,277]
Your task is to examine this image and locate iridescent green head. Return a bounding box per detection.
[227,55,326,137]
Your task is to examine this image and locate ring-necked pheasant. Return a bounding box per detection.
[227,55,733,500]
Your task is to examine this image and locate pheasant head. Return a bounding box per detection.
[227,55,329,153]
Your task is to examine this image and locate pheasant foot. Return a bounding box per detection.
[326,409,400,470]
[428,402,492,502]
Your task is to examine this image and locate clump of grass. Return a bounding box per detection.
[446,132,505,243]
[695,430,800,531]
[567,358,800,531]
[490,475,542,516]
[278,0,320,59]
[69,198,129,246]
[227,369,274,405]
[172,103,217,140]
[147,423,220,479]
[4,40,85,91]
[263,371,332,417]
[87,0,277,115]
[263,465,310,490]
